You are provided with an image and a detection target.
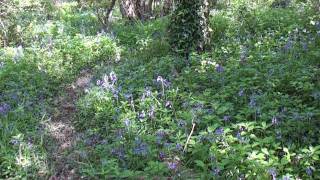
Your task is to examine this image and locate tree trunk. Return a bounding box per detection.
[105,0,117,23]
[198,0,211,52]
[163,0,173,16]
[120,0,145,21]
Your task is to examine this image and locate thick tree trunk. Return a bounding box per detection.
[120,0,141,20]
[198,0,211,52]
[163,0,173,16]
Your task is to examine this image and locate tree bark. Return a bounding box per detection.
[163,0,173,16]
[198,0,211,52]
[120,0,140,20]
[105,0,117,23]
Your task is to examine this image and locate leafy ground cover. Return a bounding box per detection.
[0,0,319,179]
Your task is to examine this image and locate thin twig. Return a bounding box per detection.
[183,121,196,153]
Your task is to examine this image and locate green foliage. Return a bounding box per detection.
[168,0,203,57]
[1,0,320,179]
[0,2,119,178]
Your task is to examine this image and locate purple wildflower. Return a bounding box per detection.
[177,120,187,127]
[96,79,103,86]
[156,76,170,87]
[157,76,165,83]
[268,168,277,180]
[167,162,178,170]
[238,89,244,97]
[215,64,224,73]
[175,143,183,151]
[223,115,231,121]
[124,93,132,100]
[111,147,125,159]
[0,103,10,116]
[10,139,20,146]
[249,96,257,108]
[159,152,166,160]
[236,132,244,142]
[306,167,313,176]
[109,71,117,84]
[284,40,293,52]
[148,106,155,119]
[141,87,152,101]
[211,168,221,176]
[301,42,308,51]
[138,111,146,120]
[145,87,152,97]
[210,155,216,161]
[215,127,224,135]
[124,119,131,127]
[133,139,148,156]
[165,101,172,108]
[282,176,290,180]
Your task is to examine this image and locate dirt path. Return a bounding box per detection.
[45,69,93,180]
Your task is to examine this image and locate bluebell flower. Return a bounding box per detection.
[159,152,166,159]
[0,103,10,116]
[283,40,293,52]
[282,176,290,180]
[209,155,216,162]
[211,167,221,176]
[215,64,224,73]
[301,42,308,51]
[0,62,4,69]
[306,167,313,176]
[156,130,166,138]
[124,93,132,99]
[223,115,231,121]
[111,146,125,159]
[236,132,244,142]
[144,87,152,97]
[165,101,172,108]
[96,79,103,86]
[177,120,187,128]
[215,127,224,135]
[133,139,148,156]
[272,116,278,125]
[141,87,152,101]
[138,111,146,120]
[124,119,131,127]
[199,135,208,142]
[156,76,170,87]
[207,108,214,114]
[249,96,257,108]
[109,71,117,84]
[268,168,277,180]
[238,89,244,97]
[148,106,155,119]
[156,131,166,145]
[10,139,20,146]
[167,162,178,170]
[175,143,183,151]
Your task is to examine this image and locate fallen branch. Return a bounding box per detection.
[183,121,196,153]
